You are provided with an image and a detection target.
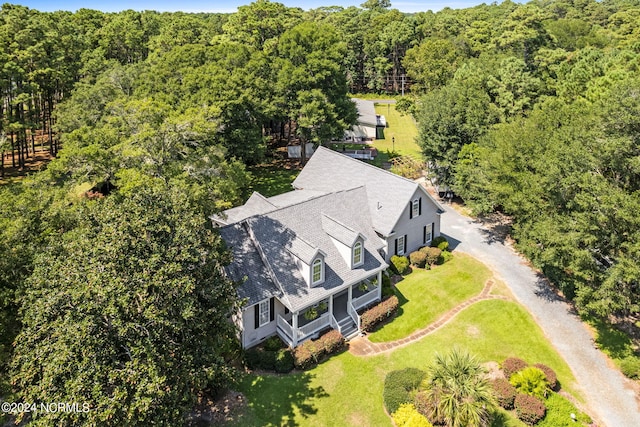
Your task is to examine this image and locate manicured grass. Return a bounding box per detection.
[233,299,581,427]
[248,165,300,198]
[373,103,422,160]
[368,254,490,343]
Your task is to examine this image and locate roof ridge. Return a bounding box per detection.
[241,186,367,221]
[321,212,358,235]
[314,146,422,187]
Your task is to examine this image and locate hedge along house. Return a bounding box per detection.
[215,147,444,348]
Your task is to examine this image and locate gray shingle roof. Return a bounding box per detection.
[352,98,378,128]
[212,192,276,225]
[293,146,444,236]
[220,187,387,312]
[321,214,361,247]
[218,222,282,306]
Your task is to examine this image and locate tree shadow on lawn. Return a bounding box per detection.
[237,371,329,426]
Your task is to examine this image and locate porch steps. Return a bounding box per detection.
[338,316,358,340]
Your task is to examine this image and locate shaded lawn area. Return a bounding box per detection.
[249,164,300,198]
[233,299,581,427]
[373,103,421,160]
[368,254,490,343]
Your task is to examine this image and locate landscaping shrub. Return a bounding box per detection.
[391,255,410,275]
[361,295,399,332]
[318,329,344,354]
[419,247,441,265]
[439,250,453,264]
[431,236,449,251]
[292,330,345,370]
[244,347,276,371]
[533,363,558,390]
[490,378,517,409]
[274,348,294,373]
[538,393,592,427]
[619,355,640,379]
[264,335,283,351]
[409,250,427,268]
[392,403,433,427]
[510,367,550,399]
[383,368,427,413]
[502,357,528,379]
[293,339,322,369]
[382,272,394,298]
[514,393,546,425]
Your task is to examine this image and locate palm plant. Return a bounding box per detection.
[426,348,496,427]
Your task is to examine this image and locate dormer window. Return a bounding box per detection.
[353,241,363,267]
[312,258,324,285]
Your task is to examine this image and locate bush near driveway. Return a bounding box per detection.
[491,378,517,409]
[514,393,546,425]
[502,357,528,379]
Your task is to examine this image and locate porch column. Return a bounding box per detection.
[348,283,353,307]
[292,311,299,347]
[328,296,334,319]
[377,270,383,301]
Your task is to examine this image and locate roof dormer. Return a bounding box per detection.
[322,213,366,269]
[287,236,326,287]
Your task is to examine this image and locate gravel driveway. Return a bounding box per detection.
[439,203,640,427]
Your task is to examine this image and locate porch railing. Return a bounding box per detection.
[352,289,380,311]
[298,312,331,340]
[347,303,361,332]
[277,315,294,345]
[330,314,341,334]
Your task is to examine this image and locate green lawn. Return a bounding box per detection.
[373,103,422,160]
[368,254,490,342]
[233,299,581,427]
[248,165,300,198]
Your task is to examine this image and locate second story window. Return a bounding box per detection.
[412,198,420,217]
[312,258,323,284]
[353,241,363,266]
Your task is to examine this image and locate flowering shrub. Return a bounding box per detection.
[491,378,517,409]
[361,296,399,332]
[292,330,344,369]
[514,393,546,425]
[502,357,528,379]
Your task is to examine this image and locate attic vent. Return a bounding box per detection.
[377,201,382,210]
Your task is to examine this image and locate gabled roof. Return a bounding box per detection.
[352,98,378,128]
[220,187,387,311]
[212,192,276,225]
[321,213,363,247]
[293,146,444,236]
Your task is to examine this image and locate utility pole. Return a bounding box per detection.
[401,74,405,97]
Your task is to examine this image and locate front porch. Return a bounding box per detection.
[276,272,382,347]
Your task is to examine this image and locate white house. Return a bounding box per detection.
[215,147,444,349]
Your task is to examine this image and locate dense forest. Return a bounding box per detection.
[0,0,639,424]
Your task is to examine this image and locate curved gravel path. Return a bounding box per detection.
[439,202,640,427]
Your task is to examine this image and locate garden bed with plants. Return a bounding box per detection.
[383,351,592,427]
